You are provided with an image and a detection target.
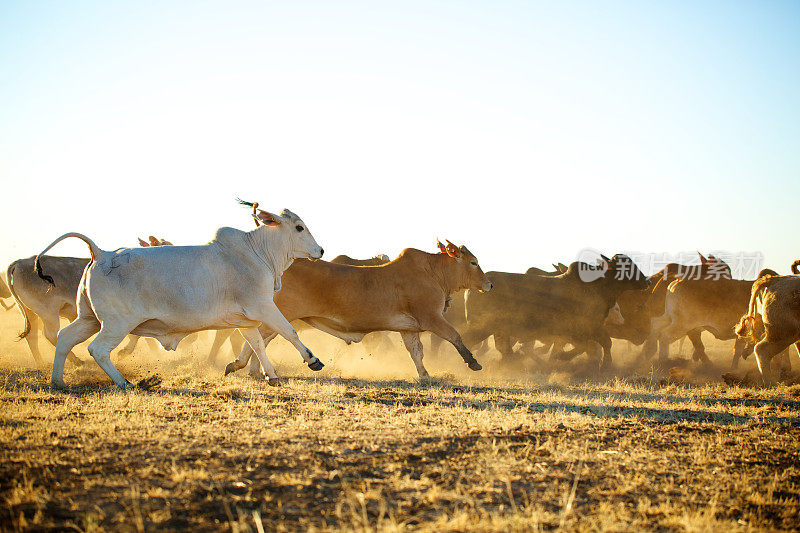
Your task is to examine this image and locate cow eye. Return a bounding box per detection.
[295,225,304,232]
[470,261,478,266]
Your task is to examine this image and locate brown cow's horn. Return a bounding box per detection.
[600,254,611,263]
[698,252,708,264]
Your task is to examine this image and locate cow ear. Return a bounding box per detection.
[138,238,149,247]
[445,239,462,259]
[698,252,708,265]
[436,239,447,254]
[255,210,281,226]
[148,236,160,246]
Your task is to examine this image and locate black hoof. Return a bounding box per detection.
[268,377,283,387]
[467,360,482,371]
[224,362,237,376]
[308,359,324,371]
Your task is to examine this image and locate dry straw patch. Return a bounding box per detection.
[0,353,799,531]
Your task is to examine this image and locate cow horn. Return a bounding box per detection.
[600,254,611,264]
[698,252,708,265]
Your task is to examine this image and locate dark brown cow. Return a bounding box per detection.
[735,268,800,385]
[462,254,649,368]
[225,241,492,379]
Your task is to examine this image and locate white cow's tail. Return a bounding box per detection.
[6,262,31,339]
[34,232,103,287]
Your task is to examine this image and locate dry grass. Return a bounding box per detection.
[0,314,799,531]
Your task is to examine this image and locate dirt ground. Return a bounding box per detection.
[0,311,799,532]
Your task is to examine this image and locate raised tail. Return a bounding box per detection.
[793,260,799,275]
[34,232,103,287]
[6,261,31,339]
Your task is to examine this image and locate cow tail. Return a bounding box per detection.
[735,275,775,341]
[792,260,800,275]
[34,232,103,287]
[6,262,31,339]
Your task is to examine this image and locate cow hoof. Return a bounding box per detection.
[308,359,324,371]
[467,360,483,371]
[224,362,237,376]
[50,380,68,391]
[267,378,283,387]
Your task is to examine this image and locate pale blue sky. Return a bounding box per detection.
[1,1,798,275]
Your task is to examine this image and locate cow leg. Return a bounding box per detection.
[400,332,430,378]
[117,335,141,357]
[429,334,444,358]
[253,303,323,371]
[230,330,245,359]
[40,310,84,367]
[248,332,278,378]
[87,324,135,389]
[687,330,711,364]
[638,336,658,361]
[223,331,277,378]
[596,334,613,369]
[732,337,753,369]
[753,335,795,386]
[494,334,515,365]
[424,317,482,371]
[22,310,45,367]
[51,317,100,388]
[237,327,280,382]
[206,329,232,365]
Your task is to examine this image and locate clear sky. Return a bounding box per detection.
[1,1,798,276]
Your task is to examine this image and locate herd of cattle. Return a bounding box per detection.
[1,200,798,388]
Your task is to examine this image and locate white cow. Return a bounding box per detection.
[36,203,324,389]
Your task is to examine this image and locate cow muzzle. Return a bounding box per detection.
[478,281,493,293]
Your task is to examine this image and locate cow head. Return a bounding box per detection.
[601,254,649,290]
[240,199,324,261]
[437,239,493,293]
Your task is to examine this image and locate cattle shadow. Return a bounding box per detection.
[285,376,800,426]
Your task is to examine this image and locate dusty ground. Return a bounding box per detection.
[0,312,799,532]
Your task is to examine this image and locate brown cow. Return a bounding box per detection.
[649,265,779,367]
[735,267,800,385]
[224,240,492,379]
[626,254,733,364]
[205,253,394,365]
[462,254,649,369]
